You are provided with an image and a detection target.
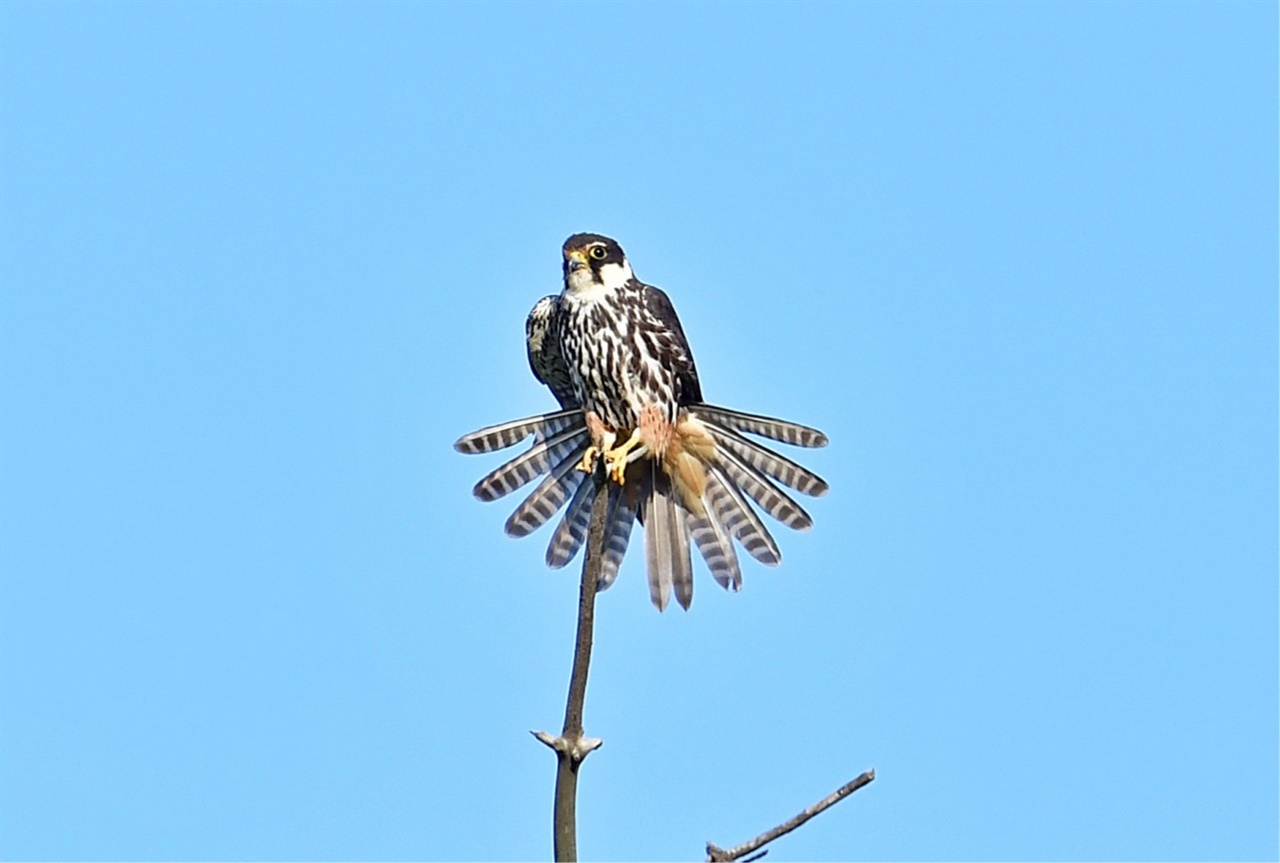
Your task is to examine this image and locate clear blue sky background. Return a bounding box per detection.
[1,2,1275,860]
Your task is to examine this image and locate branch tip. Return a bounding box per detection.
[705,769,876,861]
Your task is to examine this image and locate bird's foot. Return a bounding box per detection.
[602,431,644,485]
[603,448,629,485]
[577,445,601,474]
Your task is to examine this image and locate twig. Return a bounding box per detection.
[705,769,877,862]
[531,478,611,862]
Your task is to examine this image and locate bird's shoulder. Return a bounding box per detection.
[632,279,703,402]
[525,294,564,385]
[634,281,683,332]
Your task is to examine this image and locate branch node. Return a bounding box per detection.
[573,736,604,760]
[531,730,604,764]
[531,730,560,751]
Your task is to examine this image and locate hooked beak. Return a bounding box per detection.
[565,250,588,273]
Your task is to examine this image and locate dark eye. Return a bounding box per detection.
[589,246,608,261]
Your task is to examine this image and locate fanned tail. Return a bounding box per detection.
[458,401,825,610]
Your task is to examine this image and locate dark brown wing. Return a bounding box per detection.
[640,283,703,405]
[525,295,578,409]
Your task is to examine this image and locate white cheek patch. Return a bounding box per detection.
[596,261,633,290]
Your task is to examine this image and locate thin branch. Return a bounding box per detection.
[531,477,611,863]
[705,769,877,862]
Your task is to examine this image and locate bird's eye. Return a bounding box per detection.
[589,246,608,260]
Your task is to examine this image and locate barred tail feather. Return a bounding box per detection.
[705,462,781,566]
[712,440,813,531]
[640,467,693,611]
[504,444,589,538]
[472,425,587,502]
[546,476,598,569]
[641,484,670,611]
[688,505,741,592]
[670,502,694,611]
[690,403,828,448]
[705,423,828,497]
[598,484,637,591]
[454,409,582,454]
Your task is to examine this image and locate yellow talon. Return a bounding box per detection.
[601,429,644,485]
[577,446,601,474]
[604,449,629,484]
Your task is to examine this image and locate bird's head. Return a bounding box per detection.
[562,233,633,294]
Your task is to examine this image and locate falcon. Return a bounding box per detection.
[455,234,828,610]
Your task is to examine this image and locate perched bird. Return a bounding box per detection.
[455,234,828,611]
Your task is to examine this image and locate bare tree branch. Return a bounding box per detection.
[705,769,877,862]
[531,479,610,863]
[529,476,872,862]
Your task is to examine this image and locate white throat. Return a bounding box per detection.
[566,260,634,302]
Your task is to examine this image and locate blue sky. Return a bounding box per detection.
[1,1,1275,860]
